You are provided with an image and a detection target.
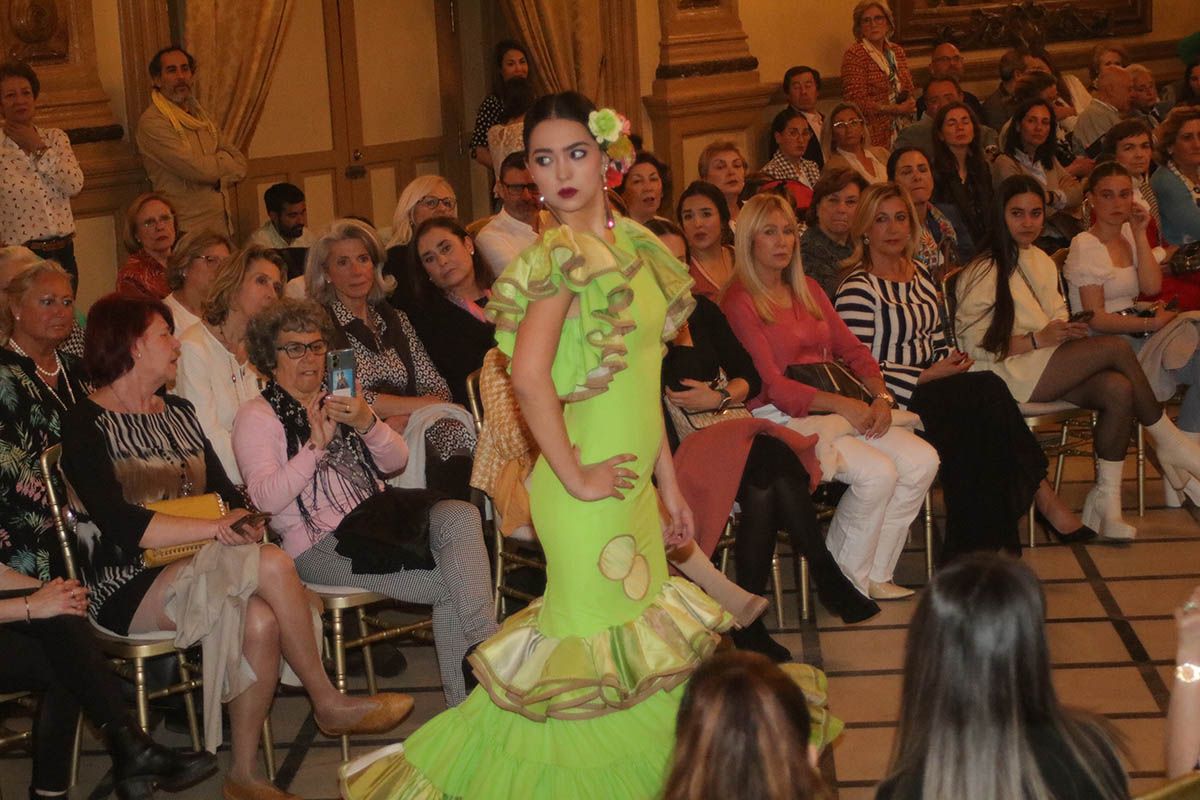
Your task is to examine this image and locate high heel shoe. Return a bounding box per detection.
[1147,416,1200,494]
[103,720,218,800]
[1033,510,1097,543]
[315,692,415,737]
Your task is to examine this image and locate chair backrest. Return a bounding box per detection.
[941,266,964,349]
[465,367,484,435]
[1134,772,1200,800]
[38,444,77,582]
[465,216,494,237]
[1050,247,1073,313]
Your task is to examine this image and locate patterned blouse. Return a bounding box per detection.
[761,151,822,188]
[0,127,83,245]
[470,94,504,158]
[116,249,170,299]
[327,299,474,461]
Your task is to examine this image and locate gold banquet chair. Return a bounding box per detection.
[40,445,277,779]
[1135,773,1200,800]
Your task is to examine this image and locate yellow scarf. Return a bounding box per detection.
[151,89,217,138]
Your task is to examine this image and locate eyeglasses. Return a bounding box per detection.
[781,128,811,139]
[276,340,329,359]
[502,182,539,195]
[832,119,864,130]
[860,13,888,24]
[418,196,457,212]
[191,254,223,266]
[139,214,175,229]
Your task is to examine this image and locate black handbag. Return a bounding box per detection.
[785,361,873,408]
[331,486,447,573]
[1169,241,1200,275]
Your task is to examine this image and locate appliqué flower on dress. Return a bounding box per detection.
[598,534,651,601]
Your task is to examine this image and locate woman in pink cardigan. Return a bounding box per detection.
[840,0,916,148]
[722,194,938,601]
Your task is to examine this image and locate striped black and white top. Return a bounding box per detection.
[834,263,949,408]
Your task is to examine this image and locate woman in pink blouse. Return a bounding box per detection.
[840,1,916,148]
[722,193,938,601]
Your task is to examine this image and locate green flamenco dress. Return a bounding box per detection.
[340,218,734,799]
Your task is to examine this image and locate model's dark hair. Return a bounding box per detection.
[85,293,174,387]
[523,91,597,152]
[886,554,1127,800]
[148,45,195,78]
[676,181,733,247]
[886,146,929,181]
[0,60,39,98]
[264,182,305,215]
[411,216,494,306]
[1001,98,1059,169]
[491,39,534,96]
[806,168,869,226]
[662,651,828,800]
[973,175,1046,357]
[782,65,822,93]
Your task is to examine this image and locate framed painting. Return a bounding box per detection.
[893,0,1152,53]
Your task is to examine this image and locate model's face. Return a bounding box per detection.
[500,49,528,81]
[752,208,797,274]
[892,150,933,205]
[271,202,308,239]
[0,76,35,124]
[497,166,540,221]
[787,72,819,111]
[774,117,812,160]
[930,43,964,79]
[1114,134,1153,176]
[133,314,181,386]
[273,330,326,397]
[1089,174,1134,227]
[1005,192,1045,248]
[622,162,664,221]
[680,195,722,252]
[1130,74,1159,111]
[866,197,912,259]
[939,108,975,147]
[135,200,177,254]
[1019,105,1052,150]
[14,272,73,348]
[324,238,375,302]
[184,242,230,295]
[417,228,476,294]
[527,118,604,217]
[233,259,283,318]
[704,150,746,198]
[816,184,861,239]
[831,108,866,151]
[923,80,961,118]
[154,50,193,104]
[1171,121,1200,170]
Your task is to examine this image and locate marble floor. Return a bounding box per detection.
[1,450,1197,799]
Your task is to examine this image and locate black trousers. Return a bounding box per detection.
[0,612,125,792]
[26,239,78,282]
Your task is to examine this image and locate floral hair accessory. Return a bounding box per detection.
[588,108,636,190]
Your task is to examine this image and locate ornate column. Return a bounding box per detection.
[642,0,773,191]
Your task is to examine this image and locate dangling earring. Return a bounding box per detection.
[538,194,546,205]
[862,235,870,245]
[603,190,616,230]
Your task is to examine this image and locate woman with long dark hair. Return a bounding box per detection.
[469,40,535,170]
[879,554,1128,800]
[930,101,993,257]
[676,180,735,300]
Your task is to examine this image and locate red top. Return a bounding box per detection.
[840,40,915,148]
[721,277,881,417]
[116,249,170,300]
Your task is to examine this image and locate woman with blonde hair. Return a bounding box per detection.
[840,1,916,147]
[823,101,890,183]
[162,228,233,335]
[116,191,178,299]
[383,175,458,310]
[722,192,938,600]
[697,140,749,226]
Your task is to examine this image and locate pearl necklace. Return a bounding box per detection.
[6,338,76,410]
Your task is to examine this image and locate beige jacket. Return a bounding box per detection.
[136,100,247,237]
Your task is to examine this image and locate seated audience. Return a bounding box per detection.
[233,298,498,707]
[982,48,1031,130]
[469,39,533,170]
[887,147,959,274]
[1128,64,1163,127]
[475,151,540,277]
[1074,66,1134,154]
[931,102,994,257]
[245,182,315,249]
[761,107,821,189]
[782,65,826,167]
[412,217,496,405]
[620,151,670,225]
[1009,71,1095,178]
[723,193,939,601]
[62,293,413,800]
[878,554,1128,800]
[116,192,177,299]
[0,244,84,357]
[1166,585,1200,778]
[895,76,998,158]
[383,175,458,309]
[1101,119,1164,242]
[162,229,233,335]
[0,60,84,280]
[955,175,1200,540]
[307,219,475,498]
[676,180,735,300]
[662,651,829,800]
[836,183,1088,561]
[697,140,749,226]
[840,0,915,148]
[1089,44,1130,91]
[1152,105,1200,245]
[919,40,983,120]
[823,101,889,184]
[174,245,285,482]
[1174,60,1200,110]
[799,168,868,298]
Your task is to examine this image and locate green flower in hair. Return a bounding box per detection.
[588,109,625,145]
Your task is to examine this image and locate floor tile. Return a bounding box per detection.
[1047,621,1131,664]
[1052,667,1160,715]
[830,726,895,784]
[1111,716,1167,774]
[1129,618,1182,662]
[820,628,908,674]
[1087,542,1200,579]
[1022,545,1087,580]
[826,674,903,724]
[1043,581,1105,619]
[1110,577,1200,617]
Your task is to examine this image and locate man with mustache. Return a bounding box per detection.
[136,46,246,238]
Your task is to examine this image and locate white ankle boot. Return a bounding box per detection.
[1082,459,1136,541]
[1162,430,1200,507]
[1146,415,1200,497]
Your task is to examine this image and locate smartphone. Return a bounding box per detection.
[232,512,271,537]
[1166,297,1181,312]
[895,90,911,104]
[1068,310,1094,323]
[325,348,356,398]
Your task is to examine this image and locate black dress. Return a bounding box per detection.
[407,293,496,407]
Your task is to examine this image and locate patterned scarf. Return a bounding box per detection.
[261,381,381,543]
[1169,160,1200,209]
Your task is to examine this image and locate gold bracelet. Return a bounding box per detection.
[23,595,31,623]
[1177,663,1200,684]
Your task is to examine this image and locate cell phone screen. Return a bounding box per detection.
[326,349,356,398]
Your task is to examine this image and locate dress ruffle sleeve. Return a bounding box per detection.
[487,218,695,403]
[1063,232,1113,289]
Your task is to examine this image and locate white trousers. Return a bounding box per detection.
[825,427,939,594]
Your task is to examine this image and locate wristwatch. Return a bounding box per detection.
[874,390,896,408]
[716,386,732,412]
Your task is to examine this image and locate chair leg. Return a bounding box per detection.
[1137,423,1146,517]
[1054,421,1070,492]
[133,657,150,733]
[177,655,202,752]
[262,717,276,781]
[799,556,811,622]
[1028,502,1037,549]
[492,525,505,622]
[331,608,350,761]
[770,548,784,629]
[356,608,378,696]
[923,491,934,581]
[70,710,83,786]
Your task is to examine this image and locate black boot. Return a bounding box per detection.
[806,555,881,624]
[462,643,480,694]
[105,721,218,800]
[730,619,793,663]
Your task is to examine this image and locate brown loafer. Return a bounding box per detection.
[317,692,415,737]
[222,778,301,800]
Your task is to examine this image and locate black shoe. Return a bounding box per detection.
[104,721,218,800]
[462,643,481,694]
[1035,510,1098,544]
[367,643,408,678]
[824,589,881,624]
[730,619,793,663]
